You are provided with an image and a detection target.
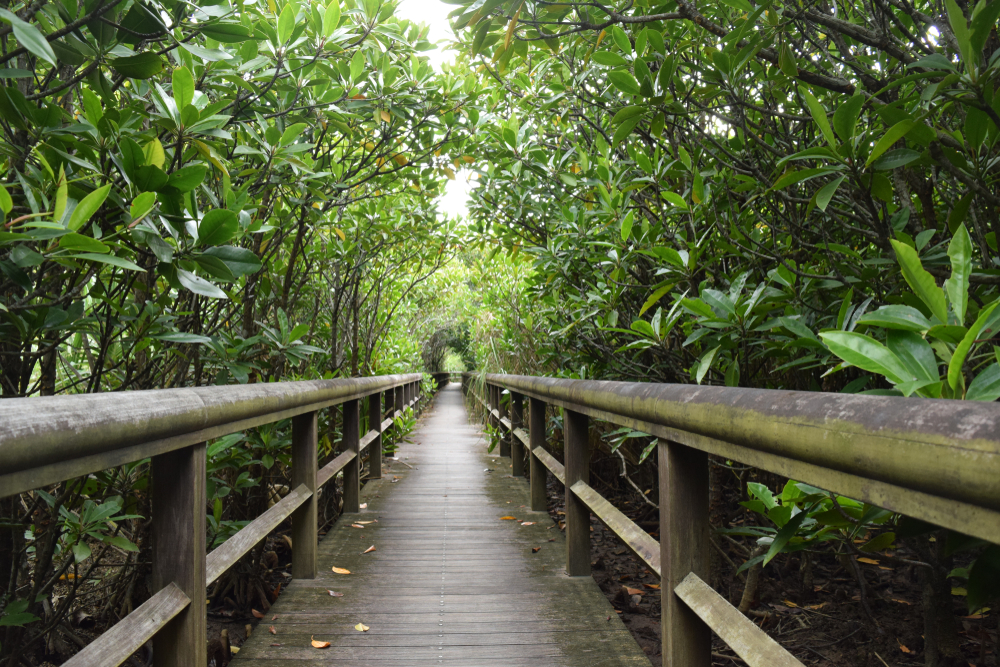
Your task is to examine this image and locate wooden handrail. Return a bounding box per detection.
[468,371,1000,667]
[0,373,427,667]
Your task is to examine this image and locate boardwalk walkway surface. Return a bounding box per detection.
[232,383,651,666]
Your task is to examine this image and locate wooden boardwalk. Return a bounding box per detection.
[232,383,651,666]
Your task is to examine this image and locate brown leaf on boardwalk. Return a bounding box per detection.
[500,516,517,520]
[251,609,264,619]
[331,566,351,574]
[327,590,344,597]
[311,636,330,648]
[351,524,365,529]
[643,584,660,590]
[268,626,276,635]
[269,643,281,647]
[356,520,374,524]
[359,503,367,509]
[624,587,643,596]
[521,521,535,526]
[271,615,278,620]
[531,547,541,553]
[363,545,376,554]
[355,623,369,632]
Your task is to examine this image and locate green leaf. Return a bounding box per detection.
[611,26,631,53]
[696,346,720,384]
[819,331,914,385]
[612,116,640,145]
[855,305,932,331]
[872,148,921,170]
[640,283,674,316]
[0,184,11,214]
[177,269,228,298]
[201,23,253,43]
[0,9,58,67]
[168,164,208,192]
[58,233,109,254]
[945,224,972,322]
[946,0,975,67]
[203,245,262,276]
[280,122,309,146]
[608,71,641,96]
[172,66,194,111]
[663,191,687,208]
[971,0,1000,55]
[323,0,341,37]
[891,240,949,324]
[620,210,634,241]
[772,168,837,190]
[799,86,836,148]
[886,330,938,383]
[152,332,213,344]
[277,3,296,43]
[593,51,629,67]
[949,301,999,390]
[69,253,145,271]
[72,542,91,562]
[558,173,577,187]
[859,531,895,552]
[350,49,365,82]
[611,105,646,124]
[815,175,844,211]
[778,44,797,76]
[68,184,111,231]
[966,363,1000,401]
[833,94,865,144]
[865,120,916,167]
[109,52,164,79]
[763,504,815,566]
[198,209,238,246]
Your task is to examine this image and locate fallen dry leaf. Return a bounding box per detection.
[898,639,911,653]
[857,557,880,565]
[311,636,330,649]
[230,646,240,654]
[892,598,912,605]
[643,583,661,590]
[356,520,374,525]
[269,643,281,647]
[532,547,541,553]
[251,609,264,619]
[359,503,367,509]
[521,521,535,526]
[783,599,799,608]
[351,524,365,529]
[624,587,644,596]
[355,623,369,632]
[327,590,344,597]
[363,545,376,554]
[271,615,278,620]
[500,516,517,520]
[331,566,351,574]
[269,626,276,635]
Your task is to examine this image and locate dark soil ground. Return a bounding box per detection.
[539,465,998,667]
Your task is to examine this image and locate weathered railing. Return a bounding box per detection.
[464,372,1000,667]
[0,374,425,667]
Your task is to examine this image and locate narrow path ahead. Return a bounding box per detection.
[234,384,651,666]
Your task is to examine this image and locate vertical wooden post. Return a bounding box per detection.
[510,392,524,476]
[368,391,383,479]
[563,409,590,577]
[394,383,404,417]
[291,411,317,579]
[529,397,547,511]
[342,399,360,513]
[659,440,711,667]
[151,444,206,667]
[499,387,511,457]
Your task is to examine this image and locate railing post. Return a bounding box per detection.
[343,399,360,513]
[529,397,547,511]
[395,383,404,417]
[563,408,590,576]
[291,411,317,579]
[368,391,383,480]
[151,443,206,667]
[659,440,711,667]
[510,392,524,476]
[499,387,511,457]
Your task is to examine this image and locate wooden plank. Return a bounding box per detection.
[359,428,379,452]
[675,573,804,667]
[62,583,189,667]
[318,449,356,487]
[207,484,312,584]
[291,412,317,580]
[529,398,547,511]
[151,443,206,667]
[660,439,711,667]
[0,374,422,498]
[531,446,565,484]
[571,480,660,576]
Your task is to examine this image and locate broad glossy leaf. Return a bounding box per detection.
[608,71,641,96]
[58,233,109,254]
[172,66,194,110]
[69,253,145,271]
[966,363,1000,401]
[0,9,57,66]
[68,184,111,231]
[593,51,628,67]
[203,245,262,276]
[891,240,948,324]
[198,210,239,246]
[949,301,999,390]
[819,331,913,385]
[856,305,932,331]
[945,224,971,322]
[178,269,227,298]
[865,120,916,167]
[110,53,165,79]
[168,164,208,192]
